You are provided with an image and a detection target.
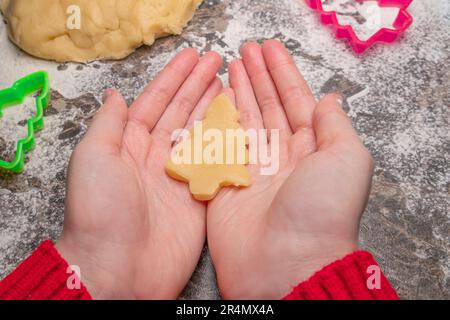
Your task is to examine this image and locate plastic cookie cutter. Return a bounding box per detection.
[305,0,414,53]
[0,71,50,174]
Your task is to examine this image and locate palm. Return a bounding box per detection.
[207,40,372,299]
[208,131,307,298]
[124,123,206,297]
[209,131,298,239]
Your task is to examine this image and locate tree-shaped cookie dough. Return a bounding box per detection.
[166,94,252,201]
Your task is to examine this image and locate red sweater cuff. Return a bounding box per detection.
[283,251,399,300]
[0,241,92,300]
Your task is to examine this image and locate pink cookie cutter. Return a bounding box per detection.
[305,0,414,53]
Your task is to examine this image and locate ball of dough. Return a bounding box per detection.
[1,0,203,62]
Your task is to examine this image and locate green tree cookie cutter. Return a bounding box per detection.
[0,71,50,174]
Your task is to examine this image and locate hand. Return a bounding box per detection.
[207,40,374,299]
[56,48,223,299]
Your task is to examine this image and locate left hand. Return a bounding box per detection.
[207,40,373,299]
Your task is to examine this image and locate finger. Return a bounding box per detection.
[313,94,362,150]
[229,59,264,131]
[262,39,316,134]
[219,87,263,177]
[172,84,227,150]
[84,89,128,153]
[153,51,223,140]
[185,77,223,129]
[128,48,200,131]
[221,87,236,106]
[240,42,291,134]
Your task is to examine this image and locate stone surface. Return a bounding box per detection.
[0,0,449,299]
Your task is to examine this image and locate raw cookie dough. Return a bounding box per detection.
[0,0,203,62]
[166,94,252,201]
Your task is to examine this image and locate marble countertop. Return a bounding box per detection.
[0,0,449,299]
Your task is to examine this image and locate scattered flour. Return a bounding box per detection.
[322,0,400,41]
[0,0,449,298]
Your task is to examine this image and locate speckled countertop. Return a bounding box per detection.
[0,0,449,299]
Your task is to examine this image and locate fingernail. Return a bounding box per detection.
[336,95,344,108]
[102,89,114,103]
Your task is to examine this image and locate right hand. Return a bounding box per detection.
[57,48,223,299]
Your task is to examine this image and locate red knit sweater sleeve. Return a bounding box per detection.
[0,241,92,300]
[1,242,397,300]
[283,251,399,300]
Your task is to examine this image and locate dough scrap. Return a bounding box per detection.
[0,0,203,62]
[166,94,252,201]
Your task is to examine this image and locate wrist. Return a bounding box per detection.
[295,240,359,281]
[55,236,114,300]
[284,250,399,300]
[270,236,359,299]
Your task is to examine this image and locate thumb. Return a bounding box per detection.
[313,94,362,150]
[84,89,128,152]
